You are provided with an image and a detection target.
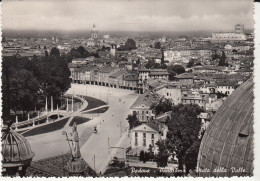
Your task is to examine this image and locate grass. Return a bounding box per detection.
[69,116,91,127]
[86,106,109,114]
[81,96,107,111]
[23,117,70,137]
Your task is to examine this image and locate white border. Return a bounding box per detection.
[0,1,260,181]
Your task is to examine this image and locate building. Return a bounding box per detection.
[197,78,253,177]
[175,73,194,85]
[130,92,160,122]
[235,24,244,34]
[130,122,168,155]
[155,84,182,105]
[216,80,237,95]
[212,33,247,41]
[181,91,207,109]
[91,24,98,39]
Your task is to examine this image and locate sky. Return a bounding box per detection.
[2,0,254,32]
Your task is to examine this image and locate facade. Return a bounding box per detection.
[130,92,160,122]
[212,33,247,41]
[130,122,167,154]
[156,84,182,105]
[216,80,237,95]
[175,73,194,85]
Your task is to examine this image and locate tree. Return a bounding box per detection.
[211,50,219,60]
[45,50,49,57]
[139,151,149,163]
[218,51,227,66]
[167,65,185,81]
[150,97,173,116]
[9,69,40,116]
[50,47,60,58]
[187,59,195,68]
[154,42,161,49]
[170,65,185,74]
[166,104,202,172]
[117,38,137,51]
[184,140,201,175]
[156,140,169,167]
[2,53,71,123]
[148,144,155,159]
[127,113,141,129]
[145,59,161,69]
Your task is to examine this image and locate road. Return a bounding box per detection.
[68,84,138,174]
[27,83,138,169]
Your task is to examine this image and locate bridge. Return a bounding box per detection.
[11,94,88,131]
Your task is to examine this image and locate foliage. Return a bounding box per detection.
[148,144,155,159]
[154,42,161,49]
[50,47,60,58]
[127,113,141,129]
[165,104,203,172]
[167,64,185,81]
[109,157,125,168]
[183,140,201,174]
[218,51,227,66]
[145,59,161,69]
[211,50,219,60]
[139,151,150,163]
[117,39,137,51]
[150,97,173,116]
[187,59,195,68]
[2,49,71,122]
[156,140,169,167]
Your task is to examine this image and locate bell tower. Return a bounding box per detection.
[91,24,98,39]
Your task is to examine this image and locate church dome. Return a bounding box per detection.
[197,78,253,177]
[2,126,35,165]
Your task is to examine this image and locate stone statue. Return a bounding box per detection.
[62,122,81,160]
[70,122,81,159]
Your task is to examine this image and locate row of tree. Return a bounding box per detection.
[2,47,71,122]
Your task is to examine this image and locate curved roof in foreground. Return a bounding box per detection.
[197,78,254,177]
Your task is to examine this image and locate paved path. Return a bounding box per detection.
[27,84,138,166]
[68,84,138,174]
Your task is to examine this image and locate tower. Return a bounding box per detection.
[110,44,116,57]
[235,24,244,34]
[91,24,98,39]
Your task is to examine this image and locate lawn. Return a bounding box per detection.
[81,96,107,111]
[69,116,91,127]
[23,117,70,137]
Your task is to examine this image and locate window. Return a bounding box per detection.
[135,132,138,146]
[146,111,149,114]
[143,133,146,147]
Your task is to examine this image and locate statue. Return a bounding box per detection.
[62,122,87,176]
[62,122,81,159]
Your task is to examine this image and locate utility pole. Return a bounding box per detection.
[94,154,96,172]
[108,137,110,154]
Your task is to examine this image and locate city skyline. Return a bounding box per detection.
[2,0,254,32]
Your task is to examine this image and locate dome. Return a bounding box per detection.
[197,78,254,177]
[2,127,35,166]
